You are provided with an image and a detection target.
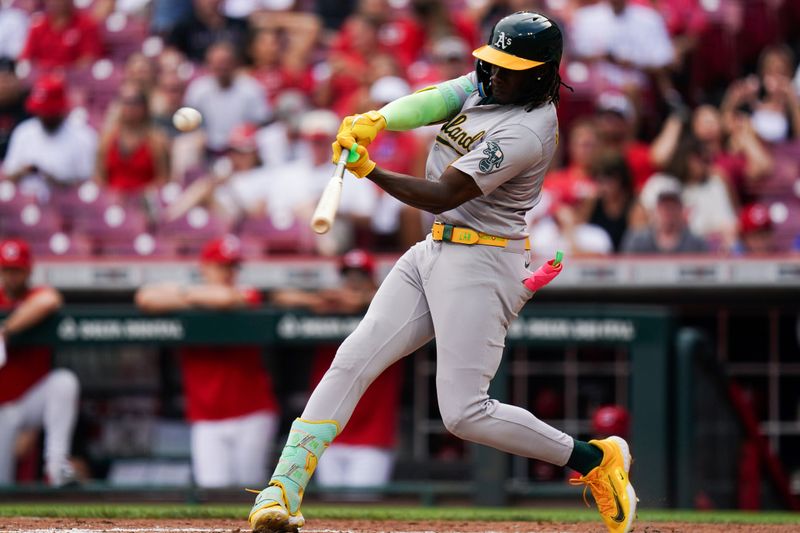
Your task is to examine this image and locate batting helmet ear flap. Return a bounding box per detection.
[476,59,492,98]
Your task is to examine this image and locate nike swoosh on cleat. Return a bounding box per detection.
[609,475,626,524]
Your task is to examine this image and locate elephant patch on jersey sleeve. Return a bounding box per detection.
[478,141,504,173]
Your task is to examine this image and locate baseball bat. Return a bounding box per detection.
[310,147,350,234]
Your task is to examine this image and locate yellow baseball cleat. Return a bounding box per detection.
[570,436,637,533]
[248,483,305,533]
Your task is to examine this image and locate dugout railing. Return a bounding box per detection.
[675,328,800,511]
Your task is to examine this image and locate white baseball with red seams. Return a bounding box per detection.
[172,107,203,132]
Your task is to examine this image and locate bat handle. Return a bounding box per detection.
[334,147,350,181]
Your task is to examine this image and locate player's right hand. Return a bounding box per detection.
[332,111,386,164]
[332,140,376,178]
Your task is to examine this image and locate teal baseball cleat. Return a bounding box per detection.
[248,418,339,532]
[248,482,304,533]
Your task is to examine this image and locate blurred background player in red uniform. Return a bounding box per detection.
[135,235,279,488]
[272,249,403,489]
[0,238,79,486]
[592,405,631,440]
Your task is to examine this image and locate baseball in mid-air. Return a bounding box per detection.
[172,106,203,132]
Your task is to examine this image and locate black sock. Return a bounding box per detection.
[566,439,604,475]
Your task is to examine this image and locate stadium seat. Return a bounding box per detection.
[50,182,121,227]
[100,233,178,258]
[72,204,150,254]
[235,235,269,259]
[76,204,149,236]
[0,181,35,215]
[31,232,93,258]
[82,60,125,120]
[102,13,149,62]
[238,214,314,254]
[0,204,63,240]
[156,207,231,256]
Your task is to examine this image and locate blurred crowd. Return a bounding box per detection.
[0,0,799,258]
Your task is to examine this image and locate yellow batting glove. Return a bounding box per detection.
[345,110,387,146]
[331,140,376,178]
[331,111,386,164]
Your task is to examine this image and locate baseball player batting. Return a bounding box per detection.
[249,12,637,533]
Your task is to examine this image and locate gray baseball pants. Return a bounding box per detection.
[303,235,574,466]
[0,369,79,484]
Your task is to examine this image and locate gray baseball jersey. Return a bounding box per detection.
[301,73,574,471]
[426,73,558,239]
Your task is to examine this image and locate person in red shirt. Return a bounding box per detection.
[594,91,656,192]
[0,238,79,487]
[95,82,170,194]
[135,235,279,488]
[544,119,599,219]
[246,13,319,105]
[271,249,403,488]
[20,0,103,70]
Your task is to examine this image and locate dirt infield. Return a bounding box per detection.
[1,517,798,533]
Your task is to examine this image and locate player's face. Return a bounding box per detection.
[0,267,30,296]
[228,148,259,171]
[489,65,532,105]
[200,262,237,285]
[743,231,774,255]
[340,269,374,291]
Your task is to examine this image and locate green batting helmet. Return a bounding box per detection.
[473,11,563,71]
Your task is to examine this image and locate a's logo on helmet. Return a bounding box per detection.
[479,141,504,173]
[494,31,512,50]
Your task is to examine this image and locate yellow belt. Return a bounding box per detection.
[431,222,530,250]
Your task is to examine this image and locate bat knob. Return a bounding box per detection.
[311,217,331,234]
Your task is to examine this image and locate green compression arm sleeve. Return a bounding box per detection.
[379,75,475,131]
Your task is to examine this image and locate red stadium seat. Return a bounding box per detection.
[0,204,63,240]
[0,181,36,215]
[238,214,314,255]
[31,232,93,258]
[155,207,232,256]
[101,13,149,62]
[100,233,178,258]
[73,204,149,238]
[50,182,121,226]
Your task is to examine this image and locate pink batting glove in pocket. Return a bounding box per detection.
[523,258,563,293]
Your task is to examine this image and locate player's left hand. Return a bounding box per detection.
[332,140,376,178]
